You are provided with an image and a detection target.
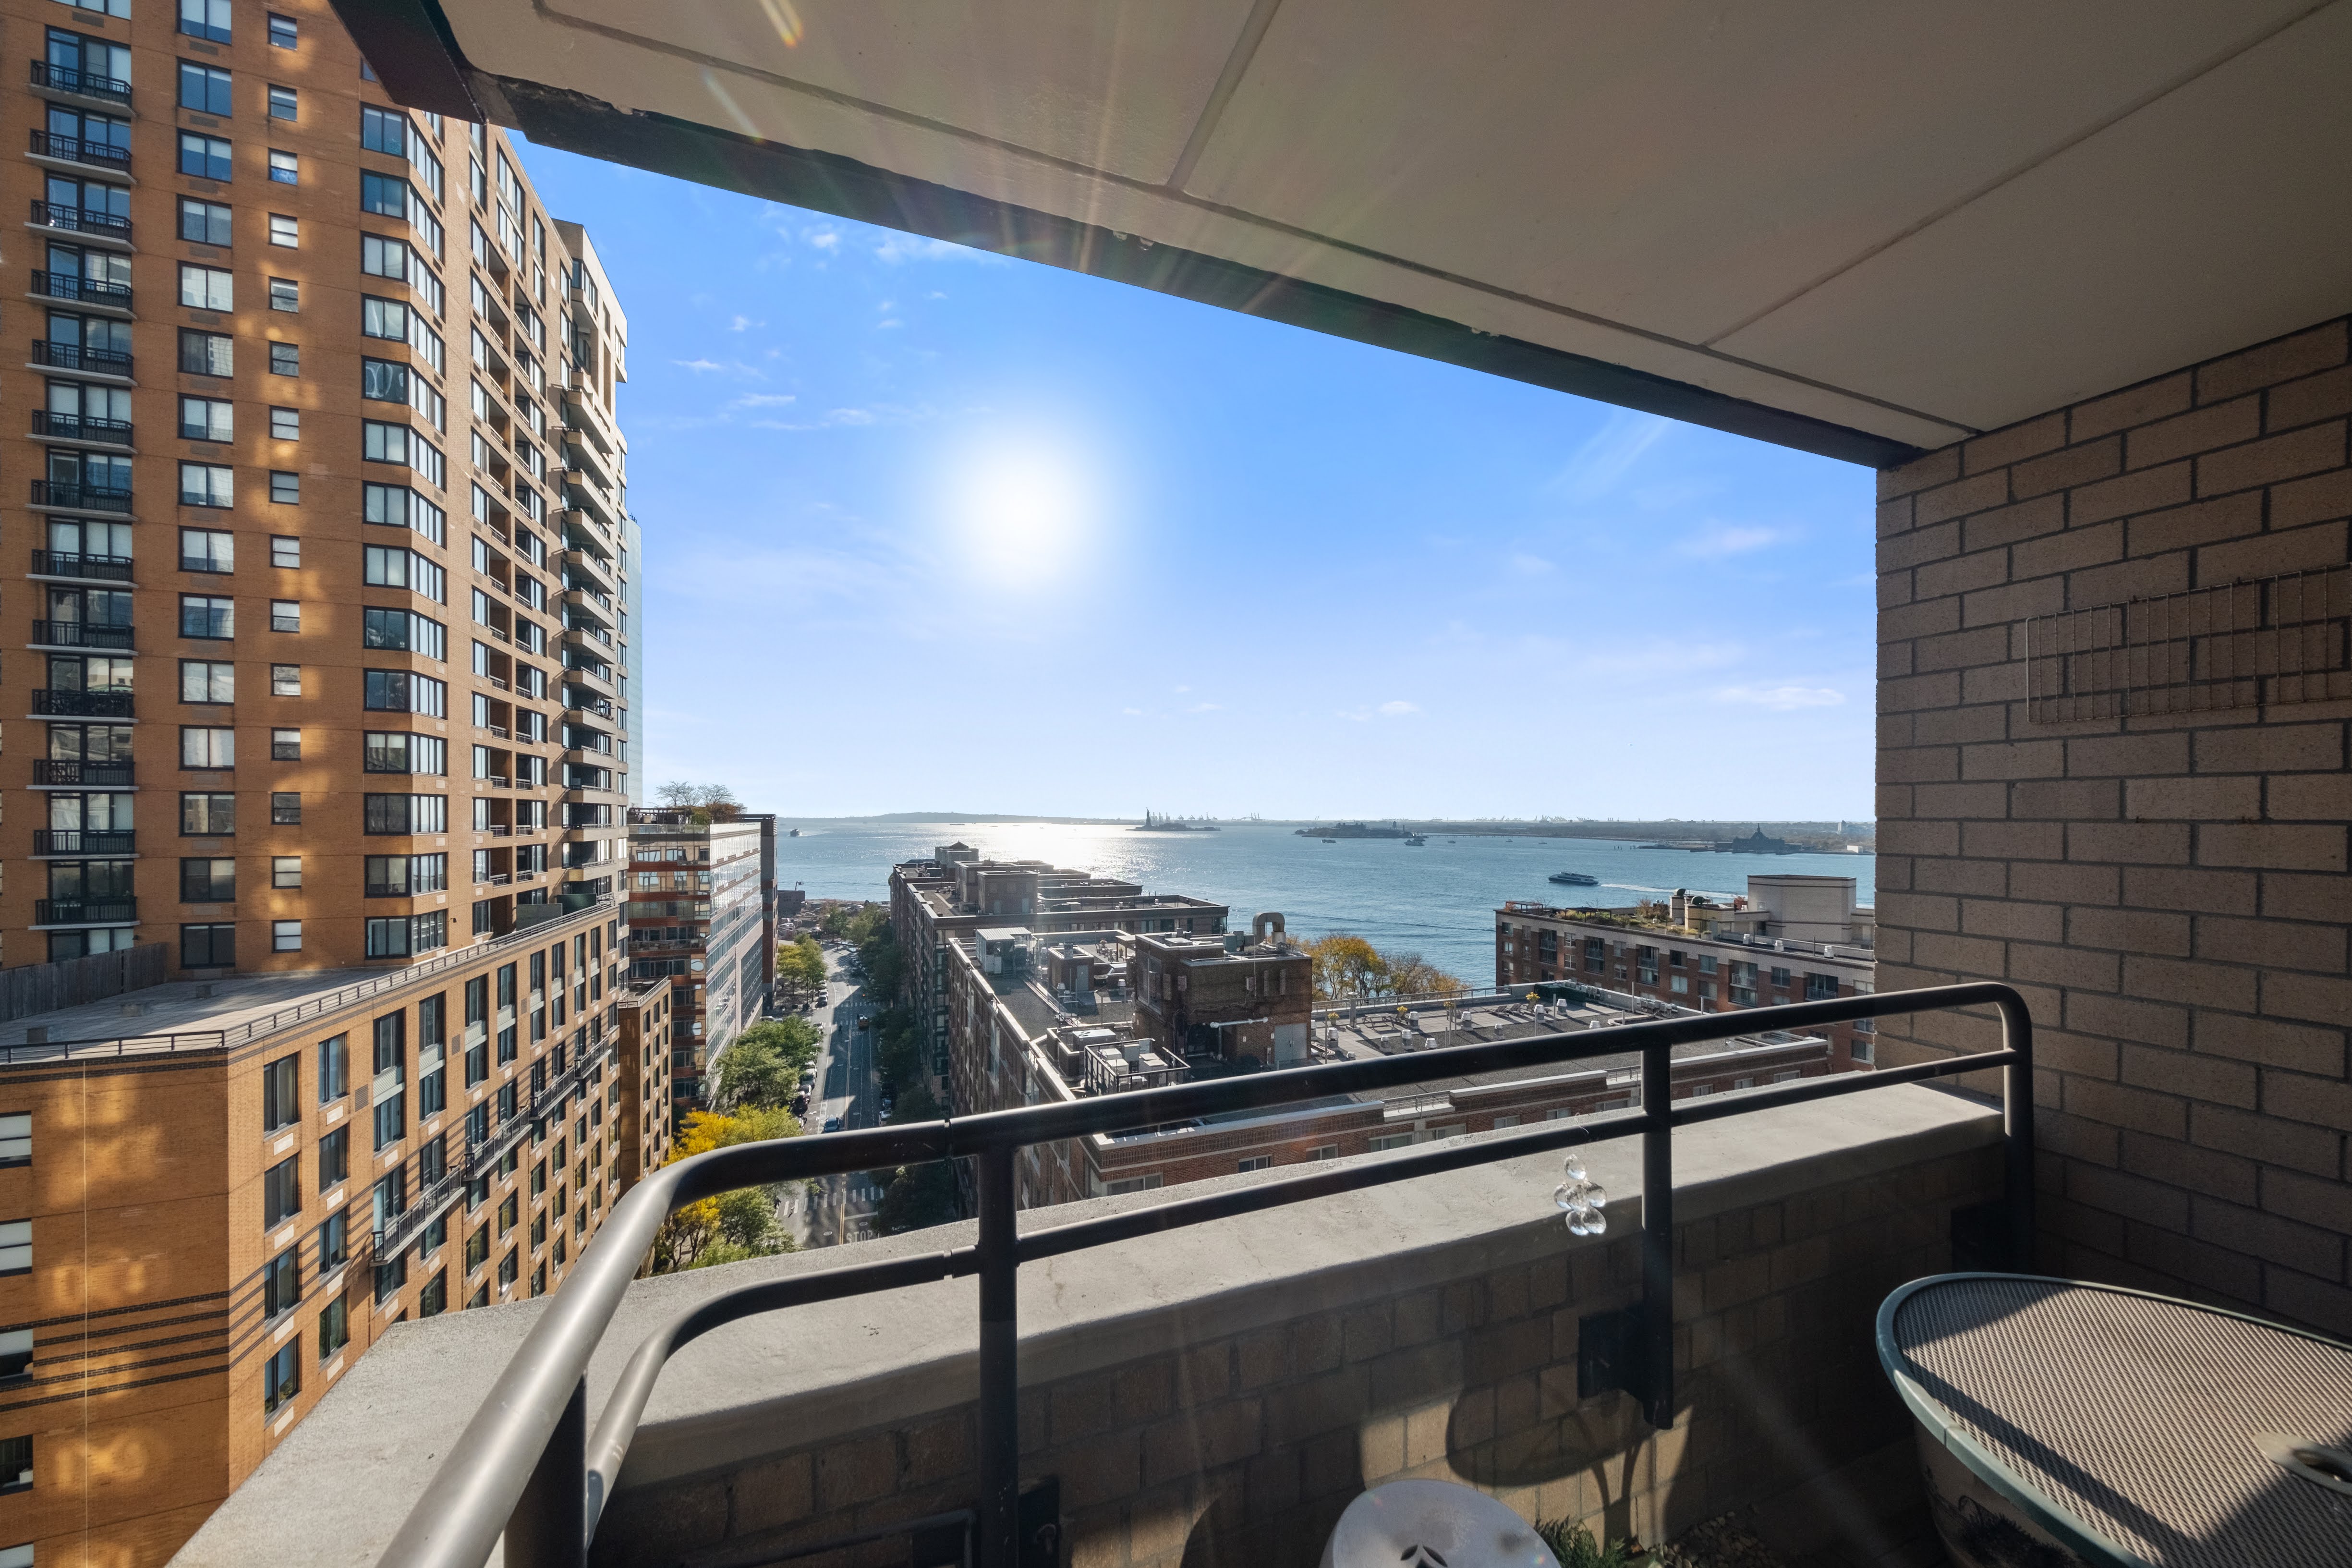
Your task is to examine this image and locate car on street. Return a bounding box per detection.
[822,1117,842,1133]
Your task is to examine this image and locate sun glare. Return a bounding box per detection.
[948,439,1096,583]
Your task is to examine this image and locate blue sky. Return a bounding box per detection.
[520,141,1878,822]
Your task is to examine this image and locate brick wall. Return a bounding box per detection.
[1874,315,2352,1334]
[587,1123,2002,1568]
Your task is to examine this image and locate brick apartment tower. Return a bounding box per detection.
[0,0,654,1560]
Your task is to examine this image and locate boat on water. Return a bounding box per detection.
[1132,809,1219,833]
[1403,834,1428,846]
[1322,838,1337,844]
[1548,871,1600,886]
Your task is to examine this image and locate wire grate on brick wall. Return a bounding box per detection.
[2026,564,2352,722]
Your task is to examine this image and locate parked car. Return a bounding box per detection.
[822,1117,842,1134]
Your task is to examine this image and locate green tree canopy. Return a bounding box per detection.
[714,1017,823,1111]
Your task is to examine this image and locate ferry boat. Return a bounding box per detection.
[1403,834,1428,846]
[1548,870,1600,886]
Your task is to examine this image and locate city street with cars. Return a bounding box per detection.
[782,940,885,1247]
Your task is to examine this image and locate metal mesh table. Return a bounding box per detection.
[1879,1275,2352,1568]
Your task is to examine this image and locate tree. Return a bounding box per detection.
[1384,951,1467,999]
[653,781,743,822]
[1300,934,1387,1002]
[875,1158,960,1235]
[775,935,827,996]
[714,1017,822,1111]
[649,1105,800,1273]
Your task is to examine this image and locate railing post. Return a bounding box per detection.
[1640,1041,1673,1430]
[506,1374,587,1568]
[2001,997,2037,1271]
[976,1145,1019,1568]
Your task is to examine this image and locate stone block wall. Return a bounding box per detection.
[1874,315,2352,1335]
[588,1134,2001,1567]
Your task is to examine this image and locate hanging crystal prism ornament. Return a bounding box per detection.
[1553,1149,1609,1236]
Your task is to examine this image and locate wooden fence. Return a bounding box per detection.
[0,944,170,1022]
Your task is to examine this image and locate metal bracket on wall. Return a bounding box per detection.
[1576,1306,1651,1407]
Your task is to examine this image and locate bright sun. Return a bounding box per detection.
[950,440,1093,579]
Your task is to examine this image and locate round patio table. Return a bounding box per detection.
[1879,1274,2352,1568]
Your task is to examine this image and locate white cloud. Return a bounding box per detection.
[876,319,904,330]
[675,358,765,379]
[675,358,725,373]
[1551,411,1670,502]
[728,315,763,332]
[1677,523,1780,559]
[1121,706,1143,716]
[874,233,1009,266]
[731,393,797,409]
[806,229,840,251]
[1714,684,1845,710]
[748,403,935,432]
[1337,700,1422,721]
[1378,700,1419,716]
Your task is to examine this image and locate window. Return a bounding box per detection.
[180,858,234,902]
[179,594,232,639]
[269,12,298,49]
[314,1131,348,1199]
[365,546,447,601]
[268,276,299,312]
[362,106,406,156]
[272,856,302,889]
[271,538,301,571]
[318,1211,350,1274]
[179,396,233,443]
[0,1331,29,1381]
[179,263,233,310]
[362,608,446,659]
[268,148,298,185]
[318,1034,348,1102]
[179,463,233,508]
[270,600,301,633]
[0,1435,29,1494]
[0,1224,28,1277]
[268,212,298,247]
[364,669,448,716]
[179,660,234,704]
[365,913,446,959]
[262,1247,299,1317]
[0,1118,26,1169]
[1805,973,1841,1001]
[270,406,301,440]
[498,1248,518,1289]
[179,328,233,377]
[181,0,232,43]
[181,728,235,769]
[318,1297,349,1361]
[1237,1155,1272,1173]
[362,170,408,218]
[364,733,445,775]
[263,1341,300,1415]
[180,792,235,835]
[268,85,298,122]
[271,921,301,953]
[269,341,300,376]
[178,131,231,181]
[262,1152,300,1227]
[465,1228,489,1272]
[272,728,301,760]
[179,62,232,116]
[271,792,302,825]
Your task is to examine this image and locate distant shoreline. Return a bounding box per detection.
[782,813,1875,842]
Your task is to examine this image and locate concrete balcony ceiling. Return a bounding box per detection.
[340,0,2351,463]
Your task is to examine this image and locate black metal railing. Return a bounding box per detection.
[29,340,132,377]
[28,271,131,310]
[29,479,132,513]
[29,549,133,582]
[29,59,131,105]
[32,829,133,855]
[33,759,132,787]
[30,620,132,650]
[33,897,135,925]
[31,689,131,717]
[27,199,128,239]
[32,410,133,446]
[29,128,128,171]
[377,983,2035,1568]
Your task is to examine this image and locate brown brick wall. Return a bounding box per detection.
[1875,315,2352,1334]
[588,1136,2001,1567]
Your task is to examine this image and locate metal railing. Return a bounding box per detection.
[29,59,131,104]
[29,128,128,170]
[27,200,129,239]
[30,620,132,650]
[33,897,135,926]
[27,270,131,310]
[32,759,131,787]
[31,410,133,445]
[378,983,2033,1568]
[31,688,131,717]
[32,828,132,855]
[29,478,132,513]
[29,340,132,377]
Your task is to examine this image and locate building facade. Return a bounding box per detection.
[624,810,776,1119]
[6,0,631,974]
[1496,874,1879,1070]
[613,973,673,1185]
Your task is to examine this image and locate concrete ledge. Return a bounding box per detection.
[173,1082,2001,1566]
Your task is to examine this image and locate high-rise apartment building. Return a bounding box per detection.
[624,809,776,1118]
[0,2,650,1561]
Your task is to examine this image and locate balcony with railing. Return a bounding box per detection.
[29,549,133,583]
[33,759,132,787]
[29,340,132,378]
[27,269,131,311]
[31,688,131,717]
[27,199,129,241]
[30,620,132,651]
[28,59,131,107]
[31,829,133,856]
[33,897,135,927]
[180,987,2031,1568]
[31,409,133,447]
[29,478,132,514]
[28,127,128,173]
